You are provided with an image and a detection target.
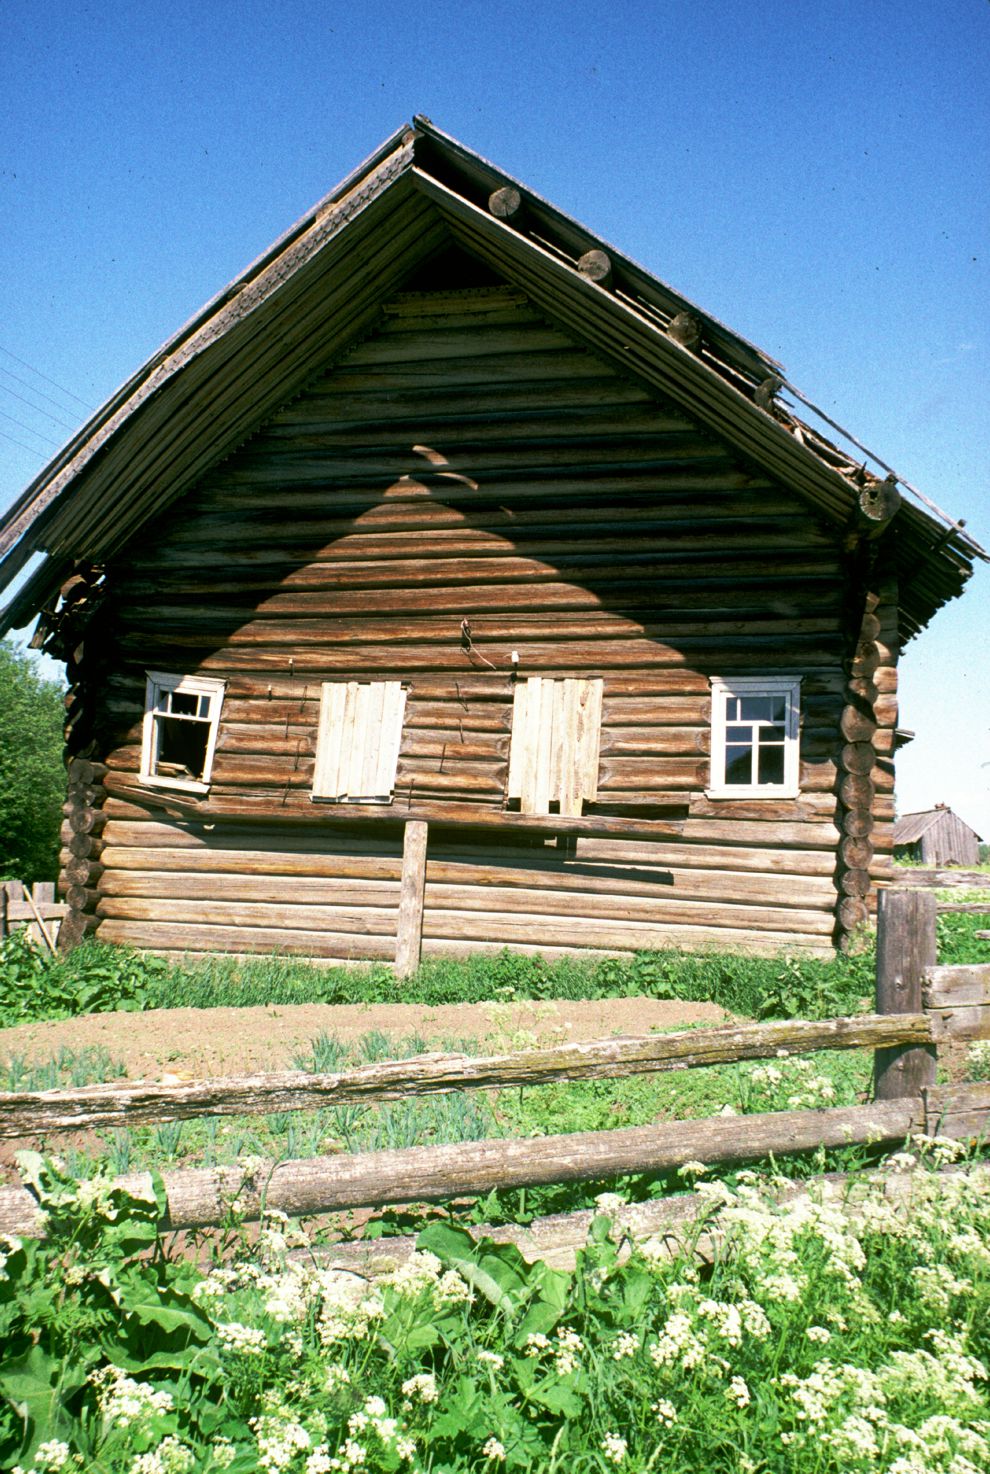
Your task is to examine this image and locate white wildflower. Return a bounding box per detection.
[217,1321,267,1356]
[652,1398,677,1426]
[806,1325,832,1344]
[401,1372,438,1404]
[553,1325,584,1376]
[482,1437,506,1462]
[611,1330,638,1360]
[601,1431,628,1464]
[34,1444,71,1472]
[727,1377,750,1408]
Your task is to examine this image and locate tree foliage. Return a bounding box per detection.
[0,639,65,883]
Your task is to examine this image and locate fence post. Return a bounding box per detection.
[874,888,937,1101]
[394,820,429,980]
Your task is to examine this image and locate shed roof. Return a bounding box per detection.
[893,808,983,845]
[1,117,985,640]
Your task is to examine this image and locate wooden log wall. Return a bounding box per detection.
[79,283,881,962]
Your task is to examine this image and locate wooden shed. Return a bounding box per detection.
[0,119,985,967]
[893,806,982,868]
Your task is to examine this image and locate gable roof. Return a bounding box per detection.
[893,808,983,845]
[1,116,984,642]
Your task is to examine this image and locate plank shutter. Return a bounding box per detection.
[314,681,407,802]
[507,677,603,816]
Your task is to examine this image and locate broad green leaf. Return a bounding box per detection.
[417,1224,529,1313]
[0,1344,86,1461]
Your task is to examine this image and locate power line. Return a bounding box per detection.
[0,345,96,411]
[0,426,50,458]
[0,384,78,434]
[0,364,90,421]
[0,409,60,448]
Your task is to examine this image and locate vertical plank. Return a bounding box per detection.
[358,681,386,798]
[506,680,530,801]
[874,888,937,1100]
[313,683,348,798]
[575,678,604,809]
[548,680,567,811]
[339,681,362,798]
[374,683,407,799]
[531,677,556,814]
[0,886,7,940]
[557,679,582,816]
[394,820,429,979]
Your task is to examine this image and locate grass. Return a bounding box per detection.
[0,929,878,1027]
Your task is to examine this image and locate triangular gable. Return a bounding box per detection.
[1,117,984,642]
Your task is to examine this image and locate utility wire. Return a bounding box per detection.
[0,345,95,411]
[0,384,78,434]
[0,409,60,448]
[0,426,50,457]
[0,365,91,421]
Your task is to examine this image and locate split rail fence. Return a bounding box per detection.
[0,889,988,1252]
[0,881,67,950]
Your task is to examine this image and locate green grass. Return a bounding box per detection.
[0,930,881,1027]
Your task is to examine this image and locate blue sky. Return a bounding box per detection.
[2,0,987,834]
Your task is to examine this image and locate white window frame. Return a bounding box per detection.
[707,676,801,799]
[312,680,407,804]
[140,671,225,794]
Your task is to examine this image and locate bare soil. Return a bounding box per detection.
[0,997,730,1082]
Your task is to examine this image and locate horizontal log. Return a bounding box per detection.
[94,895,399,934]
[94,919,393,959]
[12,1091,985,1236]
[95,857,836,910]
[3,902,68,922]
[422,904,835,944]
[101,775,692,841]
[118,550,843,594]
[0,1013,926,1140]
[99,831,838,879]
[310,1164,972,1275]
[923,964,990,1009]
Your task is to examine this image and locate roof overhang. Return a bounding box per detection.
[1,116,984,641]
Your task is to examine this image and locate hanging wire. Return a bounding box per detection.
[0,383,78,434]
[783,379,979,545]
[0,426,51,457]
[0,345,95,411]
[0,409,60,447]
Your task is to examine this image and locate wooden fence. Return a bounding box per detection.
[0,881,67,950]
[0,888,988,1250]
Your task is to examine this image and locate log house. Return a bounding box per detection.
[0,119,984,967]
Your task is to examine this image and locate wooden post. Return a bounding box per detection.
[874,888,937,1100]
[0,885,7,940]
[394,820,428,980]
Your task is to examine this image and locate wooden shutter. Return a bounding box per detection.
[314,681,407,801]
[507,677,603,816]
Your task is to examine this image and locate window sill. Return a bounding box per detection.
[140,774,211,796]
[310,795,395,806]
[704,787,800,801]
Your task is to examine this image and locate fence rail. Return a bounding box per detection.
[0,881,68,950]
[0,887,988,1243]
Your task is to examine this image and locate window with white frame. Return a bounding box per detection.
[507,676,603,816]
[708,676,801,798]
[313,680,407,803]
[141,672,225,793]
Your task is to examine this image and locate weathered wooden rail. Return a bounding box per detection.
[0,888,987,1241]
[0,881,67,951]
